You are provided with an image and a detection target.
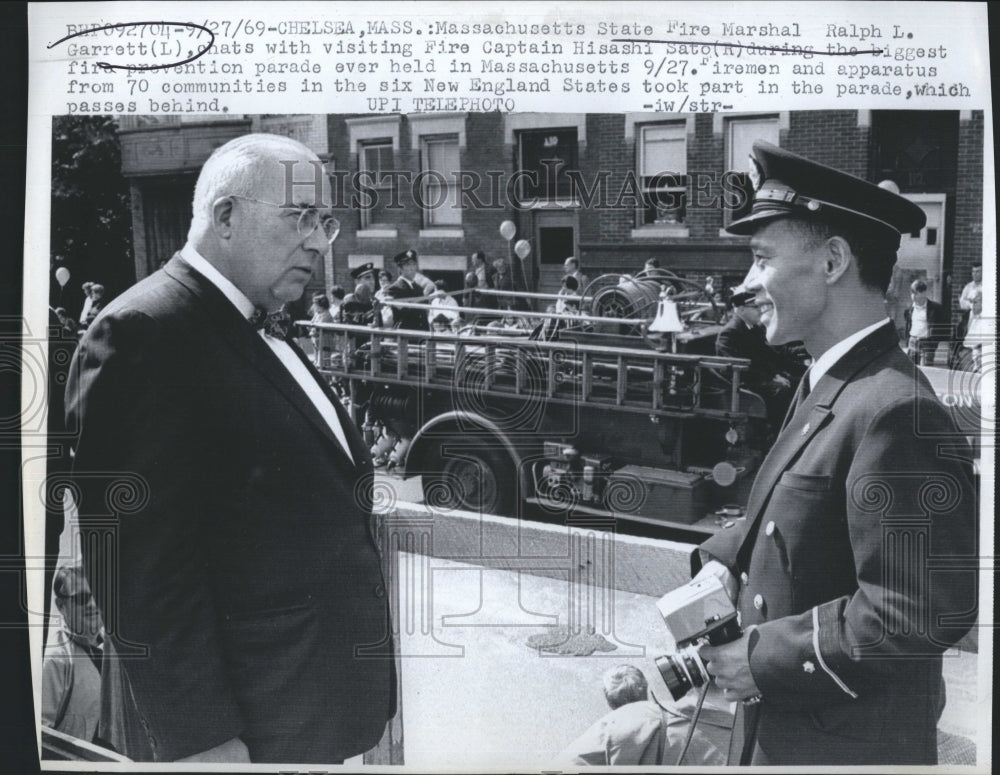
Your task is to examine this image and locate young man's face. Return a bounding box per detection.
[742,219,830,346]
[400,261,418,281]
[911,288,928,306]
[972,266,982,283]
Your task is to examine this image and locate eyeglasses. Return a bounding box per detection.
[229,195,341,244]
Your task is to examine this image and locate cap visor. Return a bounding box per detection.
[725,209,794,235]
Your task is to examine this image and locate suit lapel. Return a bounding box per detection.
[164,255,360,468]
[736,323,900,560]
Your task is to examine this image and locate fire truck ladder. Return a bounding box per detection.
[314,323,755,421]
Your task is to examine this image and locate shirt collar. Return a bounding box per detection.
[179,243,257,320]
[809,318,891,391]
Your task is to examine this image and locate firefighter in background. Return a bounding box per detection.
[384,250,430,331]
[715,290,797,429]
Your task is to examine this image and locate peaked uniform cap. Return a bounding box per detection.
[727,141,927,238]
[393,250,419,267]
[350,262,377,280]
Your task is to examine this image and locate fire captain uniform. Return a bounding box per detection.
[692,143,977,765]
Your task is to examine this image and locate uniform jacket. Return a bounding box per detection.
[384,276,428,330]
[65,256,395,763]
[694,322,976,765]
[903,298,948,341]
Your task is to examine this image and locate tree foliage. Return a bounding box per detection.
[50,116,132,311]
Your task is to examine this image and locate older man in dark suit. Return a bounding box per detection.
[65,133,395,764]
[691,142,977,765]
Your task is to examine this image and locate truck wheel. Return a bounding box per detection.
[422,447,515,515]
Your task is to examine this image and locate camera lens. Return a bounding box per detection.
[655,646,708,701]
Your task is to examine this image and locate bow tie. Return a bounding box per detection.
[249,309,293,340]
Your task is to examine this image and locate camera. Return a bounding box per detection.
[654,575,742,700]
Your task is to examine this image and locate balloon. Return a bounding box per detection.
[499,220,516,241]
[55,267,70,287]
[514,240,531,259]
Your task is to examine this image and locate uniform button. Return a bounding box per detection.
[801,423,811,435]
[374,584,386,598]
[765,521,775,536]
[753,594,764,610]
[803,660,816,673]
[740,572,749,586]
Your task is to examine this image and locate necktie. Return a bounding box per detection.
[780,370,811,431]
[249,309,293,340]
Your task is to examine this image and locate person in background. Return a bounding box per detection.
[960,282,985,370]
[470,250,496,292]
[308,293,335,367]
[557,665,728,767]
[374,270,393,303]
[384,250,429,331]
[54,307,78,337]
[328,284,346,320]
[42,565,105,744]
[715,290,796,428]
[555,275,581,315]
[954,264,983,369]
[79,282,95,324]
[563,256,589,292]
[350,262,377,296]
[427,279,461,329]
[642,258,671,280]
[903,278,947,365]
[81,284,105,329]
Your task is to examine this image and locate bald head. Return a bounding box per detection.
[186,133,333,310]
[189,133,325,235]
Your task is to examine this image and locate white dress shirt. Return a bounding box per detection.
[808,318,891,392]
[909,304,929,339]
[179,245,353,462]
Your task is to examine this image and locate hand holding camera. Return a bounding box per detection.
[654,572,760,703]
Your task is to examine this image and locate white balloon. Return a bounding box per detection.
[514,240,531,259]
[55,267,70,287]
[499,220,516,241]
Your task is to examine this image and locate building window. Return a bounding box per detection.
[359,140,394,229]
[637,123,688,228]
[724,115,780,226]
[517,128,578,202]
[420,135,462,226]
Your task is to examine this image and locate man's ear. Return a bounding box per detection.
[823,236,853,285]
[211,197,235,238]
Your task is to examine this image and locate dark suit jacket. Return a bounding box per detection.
[384,276,428,330]
[903,298,948,341]
[695,322,976,765]
[65,255,395,763]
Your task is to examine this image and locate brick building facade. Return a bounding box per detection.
[115,110,984,326]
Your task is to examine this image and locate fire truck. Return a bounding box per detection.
[311,271,981,536]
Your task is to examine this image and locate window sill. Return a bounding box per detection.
[357,228,398,239]
[631,226,690,239]
[419,229,465,239]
